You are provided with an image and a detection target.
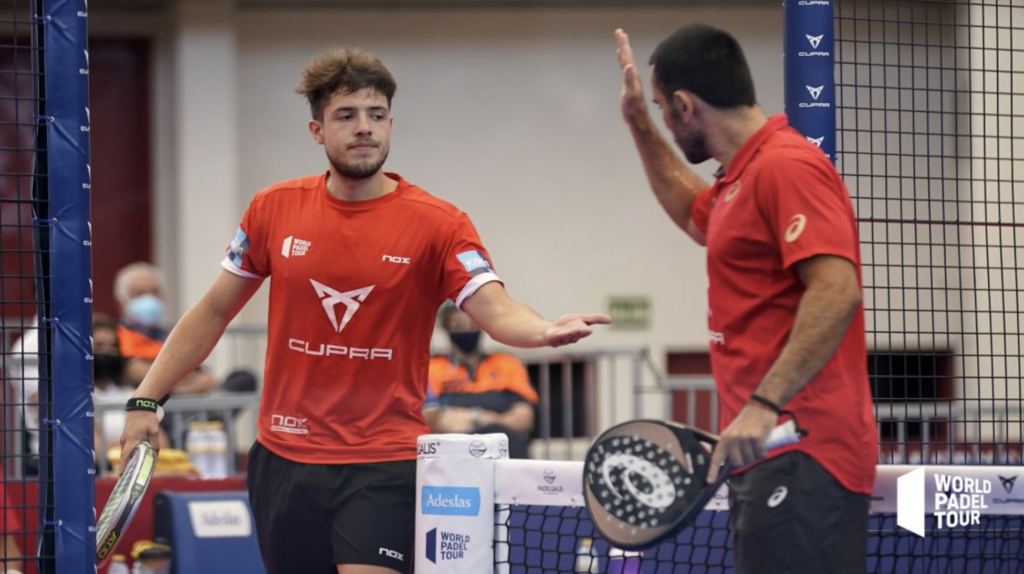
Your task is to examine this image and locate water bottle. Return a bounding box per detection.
[187,421,230,479]
[575,537,599,573]
[186,422,212,478]
[107,555,130,574]
[206,421,230,479]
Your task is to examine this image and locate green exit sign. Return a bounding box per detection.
[608,296,651,330]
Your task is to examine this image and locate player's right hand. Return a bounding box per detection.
[615,29,649,125]
[118,410,161,476]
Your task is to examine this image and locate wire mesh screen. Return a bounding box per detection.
[836,0,1024,465]
[0,0,52,571]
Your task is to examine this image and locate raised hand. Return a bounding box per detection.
[615,28,650,125]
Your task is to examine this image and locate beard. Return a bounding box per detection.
[669,107,711,165]
[327,143,390,180]
[676,130,711,165]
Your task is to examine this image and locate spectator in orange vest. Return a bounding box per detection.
[425,304,538,459]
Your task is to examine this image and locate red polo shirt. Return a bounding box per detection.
[690,114,877,495]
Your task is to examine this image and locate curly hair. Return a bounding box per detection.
[296,47,397,121]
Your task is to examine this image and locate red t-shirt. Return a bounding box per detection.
[222,172,501,464]
[690,114,877,494]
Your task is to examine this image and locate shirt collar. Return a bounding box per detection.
[715,114,789,183]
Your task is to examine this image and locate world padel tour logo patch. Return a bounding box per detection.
[421,486,480,516]
[457,250,492,277]
[228,227,249,267]
[897,468,992,537]
[425,527,471,563]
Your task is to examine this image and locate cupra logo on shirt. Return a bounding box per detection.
[309,279,375,333]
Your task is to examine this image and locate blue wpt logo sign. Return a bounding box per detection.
[897,468,992,537]
[425,527,471,563]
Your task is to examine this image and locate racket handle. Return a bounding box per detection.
[765,420,802,451]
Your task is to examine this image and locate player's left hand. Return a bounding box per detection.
[706,403,778,483]
[543,314,612,347]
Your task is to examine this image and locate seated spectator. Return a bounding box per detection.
[93,313,170,469]
[114,262,218,395]
[425,305,538,459]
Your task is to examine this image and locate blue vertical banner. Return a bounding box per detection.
[44,0,95,571]
[784,0,836,162]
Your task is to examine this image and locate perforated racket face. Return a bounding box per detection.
[96,443,157,563]
[583,420,717,550]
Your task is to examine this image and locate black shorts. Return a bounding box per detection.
[728,451,870,574]
[247,441,415,574]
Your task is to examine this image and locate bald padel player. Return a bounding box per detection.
[118,47,610,574]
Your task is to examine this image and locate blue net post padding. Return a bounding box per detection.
[43,0,94,571]
[783,0,836,163]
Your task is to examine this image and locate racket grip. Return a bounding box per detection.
[765,420,802,451]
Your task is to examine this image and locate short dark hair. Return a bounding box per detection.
[649,24,756,109]
[297,47,398,121]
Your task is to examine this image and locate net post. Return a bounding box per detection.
[43,0,94,571]
[783,0,836,162]
[415,433,507,574]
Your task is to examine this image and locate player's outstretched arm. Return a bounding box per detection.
[461,282,610,349]
[616,29,708,245]
[118,269,263,473]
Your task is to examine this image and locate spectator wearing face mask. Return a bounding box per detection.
[114,262,218,395]
[94,312,171,467]
[93,313,134,454]
[425,304,538,459]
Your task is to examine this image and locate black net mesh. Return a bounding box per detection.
[0,0,52,571]
[835,0,1024,465]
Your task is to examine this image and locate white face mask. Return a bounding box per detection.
[125,294,164,327]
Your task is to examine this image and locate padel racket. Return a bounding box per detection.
[583,419,802,550]
[96,442,157,564]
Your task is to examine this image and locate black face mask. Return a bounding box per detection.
[94,353,125,383]
[449,331,482,354]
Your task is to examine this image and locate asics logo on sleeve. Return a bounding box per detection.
[310,279,375,333]
[785,214,808,243]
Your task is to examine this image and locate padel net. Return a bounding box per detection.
[416,434,1024,573]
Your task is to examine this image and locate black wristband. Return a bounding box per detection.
[126,397,162,412]
[749,394,783,416]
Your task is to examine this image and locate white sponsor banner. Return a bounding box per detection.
[415,434,507,574]
[417,433,509,460]
[495,460,584,506]
[872,465,1024,515]
[187,500,252,538]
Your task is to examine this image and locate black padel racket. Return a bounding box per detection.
[96,442,157,565]
[583,419,802,550]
